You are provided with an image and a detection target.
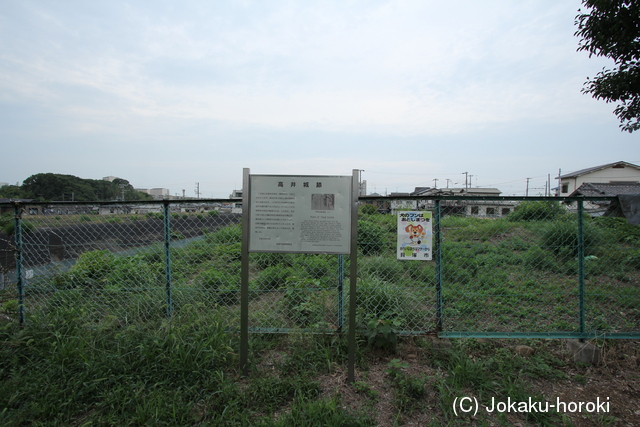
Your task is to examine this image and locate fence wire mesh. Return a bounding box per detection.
[1,197,638,338]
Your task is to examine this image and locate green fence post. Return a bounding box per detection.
[337,254,344,331]
[577,199,585,339]
[13,204,25,324]
[163,202,173,318]
[240,168,250,376]
[434,199,443,332]
[347,169,358,383]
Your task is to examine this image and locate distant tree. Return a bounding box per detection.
[0,185,26,199]
[20,173,154,202]
[575,1,640,133]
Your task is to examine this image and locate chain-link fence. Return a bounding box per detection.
[1,196,638,339]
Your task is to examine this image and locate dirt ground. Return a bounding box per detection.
[314,338,640,426]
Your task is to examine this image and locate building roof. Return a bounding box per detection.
[449,188,502,195]
[560,161,640,179]
[569,182,640,197]
[410,187,455,196]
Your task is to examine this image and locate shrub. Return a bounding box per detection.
[208,210,219,217]
[540,219,603,257]
[206,224,242,244]
[199,269,237,290]
[359,204,378,216]
[0,214,37,235]
[294,255,334,280]
[54,250,117,289]
[508,201,566,221]
[521,246,558,271]
[404,263,436,283]
[357,220,388,255]
[197,268,241,305]
[359,256,405,282]
[255,252,292,269]
[623,249,640,270]
[170,231,185,240]
[256,266,296,289]
[593,216,640,243]
[104,258,160,291]
[355,278,420,327]
[280,279,330,327]
[214,242,242,262]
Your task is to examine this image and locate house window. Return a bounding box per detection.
[470,206,479,215]
[502,208,510,216]
[561,184,569,193]
[486,207,496,215]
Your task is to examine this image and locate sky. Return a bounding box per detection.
[1,0,638,198]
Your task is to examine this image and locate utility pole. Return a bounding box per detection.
[195,183,201,199]
[462,172,469,190]
[525,178,531,197]
[433,178,438,189]
[446,179,452,188]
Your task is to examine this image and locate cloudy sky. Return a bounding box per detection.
[1,0,637,198]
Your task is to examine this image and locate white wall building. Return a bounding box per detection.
[559,161,640,196]
[149,188,170,199]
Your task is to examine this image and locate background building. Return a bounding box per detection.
[559,161,640,196]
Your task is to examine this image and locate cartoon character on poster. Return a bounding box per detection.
[397,211,432,260]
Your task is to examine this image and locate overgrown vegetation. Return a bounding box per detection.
[2,311,632,425]
[1,206,639,424]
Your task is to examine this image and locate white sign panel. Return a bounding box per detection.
[397,211,432,260]
[249,175,352,254]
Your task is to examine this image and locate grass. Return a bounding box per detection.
[4,308,615,426]
[2,211,640,423]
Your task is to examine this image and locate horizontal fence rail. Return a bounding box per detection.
[0,196,638,339]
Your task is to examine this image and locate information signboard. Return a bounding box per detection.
[248,174,352,254]
[397,211,433,260]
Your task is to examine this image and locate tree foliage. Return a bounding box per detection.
[1,173,153,202]
[575,0,640,132]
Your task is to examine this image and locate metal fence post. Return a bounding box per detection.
[163,202,173,318]
[240,168,250,376]
[577,199,585,338]
[337,254,344,331]
[347,169,359,383]
[434,199,443,332]
[13,204,25,324]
